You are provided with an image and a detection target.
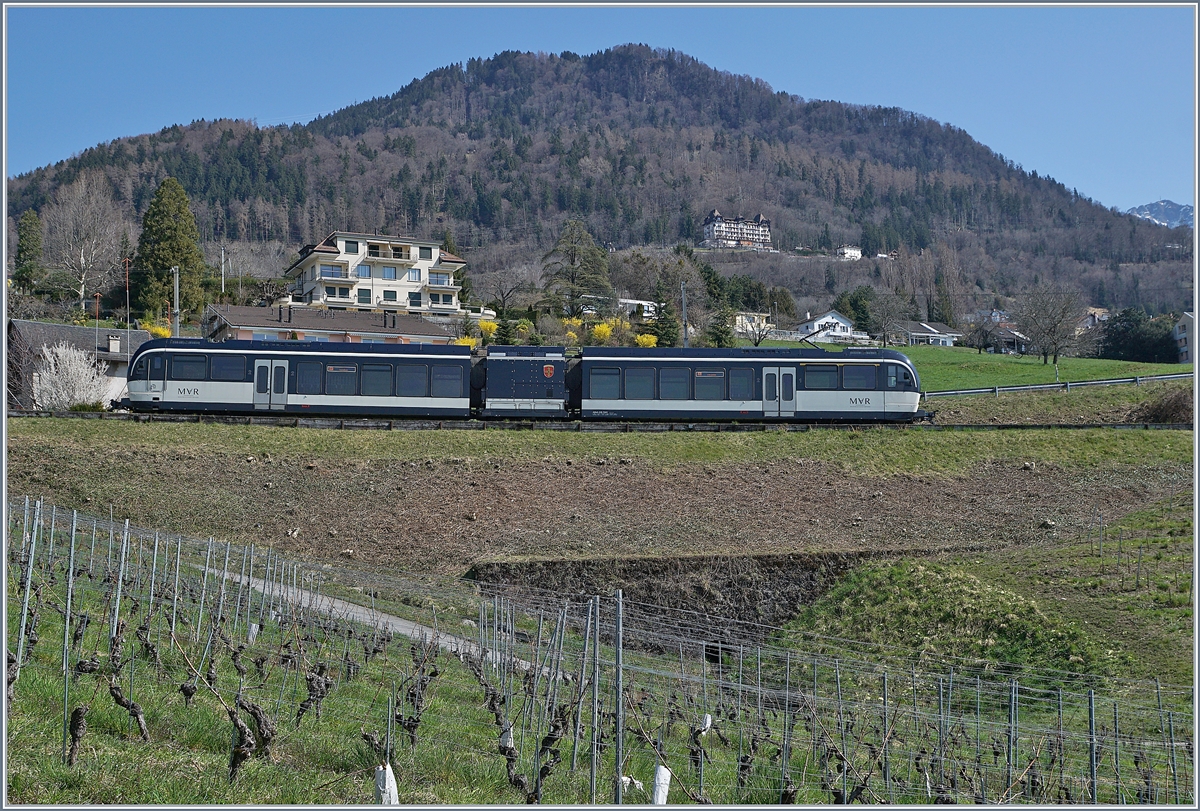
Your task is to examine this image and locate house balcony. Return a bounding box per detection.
[366,247,416,264]
[424,274,461,292]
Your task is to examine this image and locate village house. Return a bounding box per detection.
[782,310,870,344]
[1174,312,1193,363]
[202,304,456,345]
[835,245,863,261]
[891,320,963,347]
[6,319,152,409]
[733,311,774,337]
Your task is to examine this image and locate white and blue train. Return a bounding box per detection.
[123,339,923,423]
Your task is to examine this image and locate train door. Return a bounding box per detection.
[762,366,796,417]
[254,359,289,410]
[147,353,165,399]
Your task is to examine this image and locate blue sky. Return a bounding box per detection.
[4,4,1196,212]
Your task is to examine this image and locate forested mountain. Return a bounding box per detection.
[6,44,1192,318]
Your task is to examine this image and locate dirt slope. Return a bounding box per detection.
[7,443,1184,577]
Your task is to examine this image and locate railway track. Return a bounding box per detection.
[8,409,1193,432]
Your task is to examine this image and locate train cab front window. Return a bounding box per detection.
[887,365,914,390]
[130,358,148,381]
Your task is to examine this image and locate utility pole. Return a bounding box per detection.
[172,266,180,337]
[93,292,102,359]
[681,281,689,348]
[220,245,226,295]
[124,257,131,366]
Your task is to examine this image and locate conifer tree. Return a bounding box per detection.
[494,318,518,345]
[541,220,611,317]
[705,306,737,348]
[650,277,680,347]
[13,210,46,293]
[131,177,207,319]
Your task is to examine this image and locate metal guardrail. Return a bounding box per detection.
[922,372,1194,399]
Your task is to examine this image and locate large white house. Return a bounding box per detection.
[283,231,470,324]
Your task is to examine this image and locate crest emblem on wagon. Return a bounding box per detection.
[543,364,555,378]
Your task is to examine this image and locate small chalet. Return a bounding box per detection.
[835,245,863,261]
[203,304,455,345]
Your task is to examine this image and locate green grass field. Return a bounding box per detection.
[749,339,1189,392]
[899,345,1191,392]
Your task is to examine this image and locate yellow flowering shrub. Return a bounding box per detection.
[453,337,478,348]
[591,323,613,343]
[478,320,498,338]
[145,324,171,339]
[635,333,658,347]
[565,330,579,345]
[562,317,583,329]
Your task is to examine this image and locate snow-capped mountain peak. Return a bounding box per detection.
[1126,200,1193,228]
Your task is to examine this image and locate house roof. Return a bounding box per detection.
[286,230,451,273]
[7,319,152,363]
[896,320,963,337]
[796,309,854,323]
[204,304,454,340]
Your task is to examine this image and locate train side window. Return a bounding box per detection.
[804,364,838,389]
[210,355,246,381]
[765,372,777,400]
[296,361,322,394]
[431,365,463,398]
[589,367,620,399]
[694,369,725,400]
[624,368,654,399]
[782,372,794,401]
[150,356,164,378]
[729,368,754,400]
[170,354,207,380]
[256,366,269,394]
[273,365,286,395]
[130,358,147,380]
[843,365,877,390]
[887,366,898,388]
[361,363,392,396]
[659,367,690,400]
[325,364,358,396]
[396,365,428,397]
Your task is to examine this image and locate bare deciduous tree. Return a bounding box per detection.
[737,313,775,346]
[32,342,110,410]
[477,262,539,319]
[41,171,125,305]
[1012,284,1086,364]
[868,293,912,346]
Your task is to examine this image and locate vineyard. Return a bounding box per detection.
[5,498,1195,804]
